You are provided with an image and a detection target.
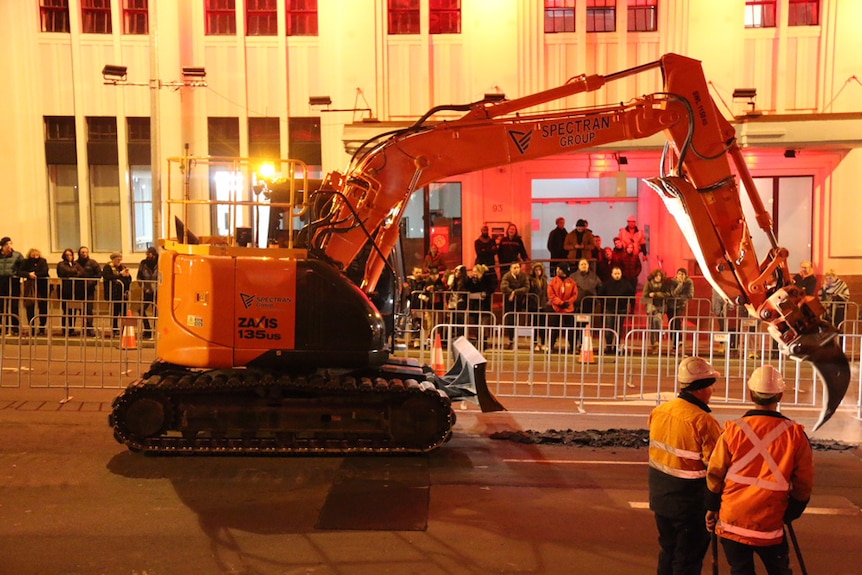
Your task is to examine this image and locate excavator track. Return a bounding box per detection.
[109,369,454,455]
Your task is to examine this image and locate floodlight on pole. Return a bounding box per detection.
[102,65,128,84]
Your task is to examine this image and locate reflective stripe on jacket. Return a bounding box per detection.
[649,394,721,479]
[648,393,722,517]
[706,411,814,547]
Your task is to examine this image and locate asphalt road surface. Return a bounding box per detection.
[2,394,861,575]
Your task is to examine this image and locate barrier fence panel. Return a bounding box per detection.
[3,285,861,422]
[1,282,158,390]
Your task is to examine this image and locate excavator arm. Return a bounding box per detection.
[310,53,848,430]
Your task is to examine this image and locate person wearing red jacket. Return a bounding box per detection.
[706,365,814,575]
[547,263,578,353]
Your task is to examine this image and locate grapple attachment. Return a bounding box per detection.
[758,286,850,431]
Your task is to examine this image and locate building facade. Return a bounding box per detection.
[1,0,861,290]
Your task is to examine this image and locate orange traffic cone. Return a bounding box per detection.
[432,332,446,376]
[579,324,595,364]
[120,309,138,350]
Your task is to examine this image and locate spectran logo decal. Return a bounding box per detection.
[239,293,293,310]
[509,130,533,154]
[240,293,255,309]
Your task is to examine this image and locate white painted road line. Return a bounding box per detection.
[503,459,648,465]
[628,502,860,516]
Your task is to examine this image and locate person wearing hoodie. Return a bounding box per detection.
[643,268,672,352]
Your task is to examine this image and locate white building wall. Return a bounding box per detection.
[0,0,860,278]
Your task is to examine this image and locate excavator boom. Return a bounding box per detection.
[311,53,848,429]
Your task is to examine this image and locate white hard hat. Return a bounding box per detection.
[678,356,720,386]
[747,365,786,394]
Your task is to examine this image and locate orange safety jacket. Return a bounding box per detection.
[648,393,722,517]
[706,411,814,546]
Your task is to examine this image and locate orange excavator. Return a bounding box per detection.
[109,53,849,454]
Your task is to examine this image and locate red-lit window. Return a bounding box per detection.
[789,0,819,26]
[745,0,776,28]
[287,0,318,36]
[587,0,616,32]
[430,0,460,34]
[388,0,419,35]
[40,0,70,33]
[545,0,575,33]
[123,0,148,35]
[247,0,277,36]
[206,0,236,35]
[82,0,112,34]
[627,0,656,31]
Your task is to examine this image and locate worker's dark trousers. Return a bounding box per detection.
[655,513,710,575]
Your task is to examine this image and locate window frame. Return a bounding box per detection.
[745,0,777,28]
[40,0,71,33]
[544,0,576,34]
[388,0,420,35]
[586,0,616,33]
[287,0,318,36]
[788,0,819,26]
[81,0,113,34]
[123,0,148,35]
[205,0,237,36]
[627,0,657,32]
[246,0,277,36]
[429,0,461,35]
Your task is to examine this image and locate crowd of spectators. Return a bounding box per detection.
[0,236,158,339]
[403,221,856,354]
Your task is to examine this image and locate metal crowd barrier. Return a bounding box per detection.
[3,286,861,424]
[411,313,862,421]
[0,279,158,393]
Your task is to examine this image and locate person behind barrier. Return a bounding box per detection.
[643,268,671,352]
[500,261,529,347]
[466,263,496,342]
[619,215,647,260]
[619,242,643,291]
[56,248,78,335]
[668,268,694,349]
[18,247,50,336]
[73,246,100,337]
[474,225,498,270]
[0,237,24,335]
[137,247,159,339]
[547,262,577,353]
[706,365,813,575]
[649,356,722,575]
[497,223,528,268]
[572,258,601,352]
[546,217,568,276]
[102,252,132,337]
[563,219,595,263]
[792,260,817,297]
[528,261,550,351]
[819,269,850,328]
[598,266,635,354]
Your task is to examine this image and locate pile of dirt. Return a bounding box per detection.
[490,429,857,451]
[490,428,649,448]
